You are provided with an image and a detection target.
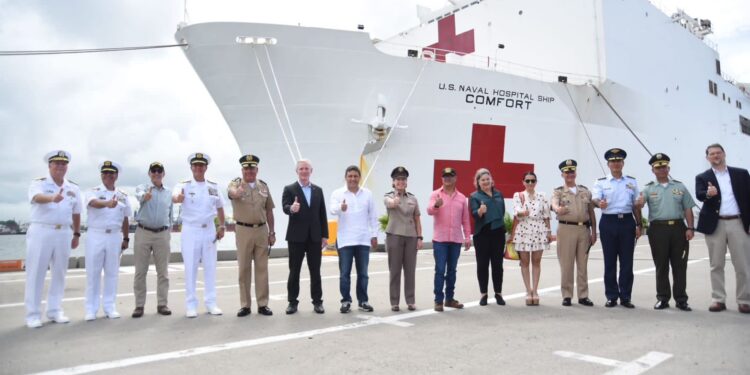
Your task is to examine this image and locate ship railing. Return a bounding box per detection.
[649,0,718,52]
[375,41,601,85]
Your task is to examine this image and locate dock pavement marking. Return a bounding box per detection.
[27,258,706,375]
[555,350,673,374]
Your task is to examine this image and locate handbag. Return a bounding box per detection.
[504,242,519,261]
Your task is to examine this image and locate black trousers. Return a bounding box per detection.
[473,225,505,294]
[647,222,689,303]
[287,239,323,304]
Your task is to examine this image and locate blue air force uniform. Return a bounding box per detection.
[592,148,641,306]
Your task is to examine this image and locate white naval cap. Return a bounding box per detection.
[99,160,122,173]
[188,152,211,165]
[44,150,71,163]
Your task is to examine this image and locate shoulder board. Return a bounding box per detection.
[406,192,415,197]
[384,191,395,196]
[645,181,655,186]
[232,177,241,183]
[230,177,241,185]
[597,177,606,181]
[258,179,267,185]
[207,180,217,185]
[554,186,563,191]
[67,179,78,185]
[181,180,191,184]
[92,187,101,191]
[34,177,47,181]
[626,175,635,179]
[117,189,128,196]
[672,179,682,183]
[578,185,589,190]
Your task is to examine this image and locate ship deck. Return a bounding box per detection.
[1,237,748,374]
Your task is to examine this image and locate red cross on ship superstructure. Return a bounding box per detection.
[433,123,534,199]
[423,15,475,63]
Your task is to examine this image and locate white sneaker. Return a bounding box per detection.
[105,311,121,319]
[85,313,97,321]
[207,306,223,315]
[48,312,70,324]
[185,309,198,318]
[26,318,43,328]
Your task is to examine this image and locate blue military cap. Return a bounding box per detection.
[604,148,627,161]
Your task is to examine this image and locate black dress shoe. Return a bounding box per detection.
[605,299,618,308]
[495,294,506,306]
[237,307,251,317]
[578,298,594,306]
[132,307,144,318]
[620,300,635,309]
[479,295,488,306]
[286,303,298,315]
[675,302,692,311]
[653,300,670,310]
[257,306,273,316]
[562,298,572,306]
[313,303,325,314]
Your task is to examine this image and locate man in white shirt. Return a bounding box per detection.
[329,166,378,313]
[25,150,82,328]
[84,161,132,321]
[173,153,226,318]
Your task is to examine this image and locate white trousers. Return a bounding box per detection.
[85,229,122,315]
[24,224,72,322]
[181,224,218,311]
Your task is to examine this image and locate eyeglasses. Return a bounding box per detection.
[524,179,537,183]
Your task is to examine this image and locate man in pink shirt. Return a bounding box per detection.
[428,167,472,311]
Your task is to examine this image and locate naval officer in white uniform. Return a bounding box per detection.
[25,150,82,328]
[173,153,226,318]
[84,161,132,320]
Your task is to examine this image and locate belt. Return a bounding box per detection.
[650,219,683,226]
[33,223,70,230]
[602,213,632,219]
[719,215,740,220]
[559,220,591,227]
[183,223,213,228]
[88,227,121,234]
[138,224,170,233]
[236,221,266,228]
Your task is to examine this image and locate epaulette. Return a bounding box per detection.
[67,179,78,185]
[645,181,655,186]
[232,177,241,183]
[258,179,267,186]
[406,191,415,197]
[384,190,395,196]
[117,189,128,196]
[92,187,101,191]
[626,175,635,179]
[578,185,589,190]
[672,179,682,183]
[34,177,46,181]
[181,180,191,184]
[554,186,563,191]
[207,180,217,185]
[597,177,606,181]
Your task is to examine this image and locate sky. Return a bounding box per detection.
[0,0,748,222]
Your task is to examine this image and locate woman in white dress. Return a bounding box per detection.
[508,172,552,306]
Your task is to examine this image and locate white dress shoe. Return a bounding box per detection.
[48,313,70,324]
[207,306,223,315]
[105,311,121,319]
[26,318,43,328]
[85,313,97,321]
[185,309,198,318]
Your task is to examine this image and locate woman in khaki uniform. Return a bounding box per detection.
[384,166,423,311]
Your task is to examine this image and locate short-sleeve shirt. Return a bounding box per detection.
[552,185,594,223]
[228,178,275,224]
[384,191,420,237]
[135,182,173,228]
[28,175,82,226]
[174,179,224,226]
[85,185,133,229]
[592,174,639,214]
[641,179,697,221]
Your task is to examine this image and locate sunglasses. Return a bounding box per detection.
[150,169,164,174]
[524,179,537,183]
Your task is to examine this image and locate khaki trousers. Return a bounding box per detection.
[236,226,270,308]
[556,224,590,299]
[705,218,750,305]
[133,228,170,307]
[385,234,418,306]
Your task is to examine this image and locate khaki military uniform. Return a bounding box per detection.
[229,178,275,309]
[553,185,595,299]
[384,191,420,306]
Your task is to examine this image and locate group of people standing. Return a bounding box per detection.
[23,143,750,329]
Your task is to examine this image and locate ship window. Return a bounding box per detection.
[741,115,750,136]
[714,81,718,95]
[716,59,721,75]
[722,93,726,100]
[738,101,743,109]
[708,80,717,95]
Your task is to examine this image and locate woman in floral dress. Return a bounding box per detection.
[508,172,552,305]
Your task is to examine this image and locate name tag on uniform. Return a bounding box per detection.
[66,191,75,197]
[672,189,684,196]
[208,188,218,196]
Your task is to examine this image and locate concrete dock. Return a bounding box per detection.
[0,237,748,374]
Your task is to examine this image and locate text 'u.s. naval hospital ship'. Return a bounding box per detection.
[175,0,750,243]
